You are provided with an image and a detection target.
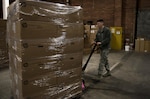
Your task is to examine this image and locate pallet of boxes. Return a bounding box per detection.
[135,38,150,52]
[0,19,8,68]
[7,0,83,99]
[84,25,98,54]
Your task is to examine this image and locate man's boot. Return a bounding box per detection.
[98,73,103,80]
[103,70,111,77]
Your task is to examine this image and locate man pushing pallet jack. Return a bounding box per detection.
[82,19,111,90]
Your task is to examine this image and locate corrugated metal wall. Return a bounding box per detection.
[137,0,150,39]
[137,10,150,39]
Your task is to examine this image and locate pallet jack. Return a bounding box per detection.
[82,43,97,90]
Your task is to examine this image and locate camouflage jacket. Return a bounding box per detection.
[95,26,111,49]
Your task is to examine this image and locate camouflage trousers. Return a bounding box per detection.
[98,48,110,75]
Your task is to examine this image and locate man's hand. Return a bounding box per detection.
[97,42,101,45]
[92,41,96,44]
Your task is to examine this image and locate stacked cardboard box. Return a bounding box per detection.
[144,40,150,52]
[90,25,98,44]
[84,25,98,45]
[84,25,98,54]
[135,38,140,52]
[84,25,91,49]
[0,19,8,67]
[135,38,150,52]
[8,1,83,99]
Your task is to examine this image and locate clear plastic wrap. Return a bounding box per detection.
[8,0,83,99]
[8,0,82,23]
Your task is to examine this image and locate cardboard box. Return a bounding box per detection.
[14,68,81,97]
[84,25,98,48]
[0,28,6,31]
[89,32,96,44]
[84,37,90,48]
[0,28,6,33]
[135,39,140,52]
[17,80,81,99]
[10,52,82,79]
[0,19,6,27]
[11,21,83,39]
[0,32,6,39]
[0,39,7,47]
[57,67,82,85]
[9,39,83,60]
[15,72,57,97]
[149,41,150,52]
[91,25,98,30]
[8,1,83,98]
[8,1,82,23]
[90,29,97,34]
[144,40,149,52]
[135,38,150,52]
[146,41,150,52]
[84,25,90,31]
[0,49,7,56]
[56,81,82,99]
[140,38,145,52]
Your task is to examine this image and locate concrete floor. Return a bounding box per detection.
[83,50,127,75]
[82,52,150,99]
[0,68,11,99]
[0,51,150,99]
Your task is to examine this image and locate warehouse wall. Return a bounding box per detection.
[71,0,136,41]
[122,0,137,41]
[0,0,137,42]
[139,0,150,10]
[137,0,150,39]
[0,0,150,41]
[70,0,115,27]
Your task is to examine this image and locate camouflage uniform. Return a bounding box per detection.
[99,48,110,75]
[95,26,111,75]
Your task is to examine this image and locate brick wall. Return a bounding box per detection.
[114,0,122,26]
[139,0,150,10]
[71,0,115,26]
[122,0,137,41]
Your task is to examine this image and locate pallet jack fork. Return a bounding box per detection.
[82,43,97,90]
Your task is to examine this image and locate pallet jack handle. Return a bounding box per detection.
[82,43,97,72]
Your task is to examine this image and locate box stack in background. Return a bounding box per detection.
[135,38,150,52]
[7,1,83,99]
[84,25,91,48]
[84,24,98,45]
[144,40,150,52]
[84,25,98,54]
[0,19,8,67]
[90,25,98,44]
